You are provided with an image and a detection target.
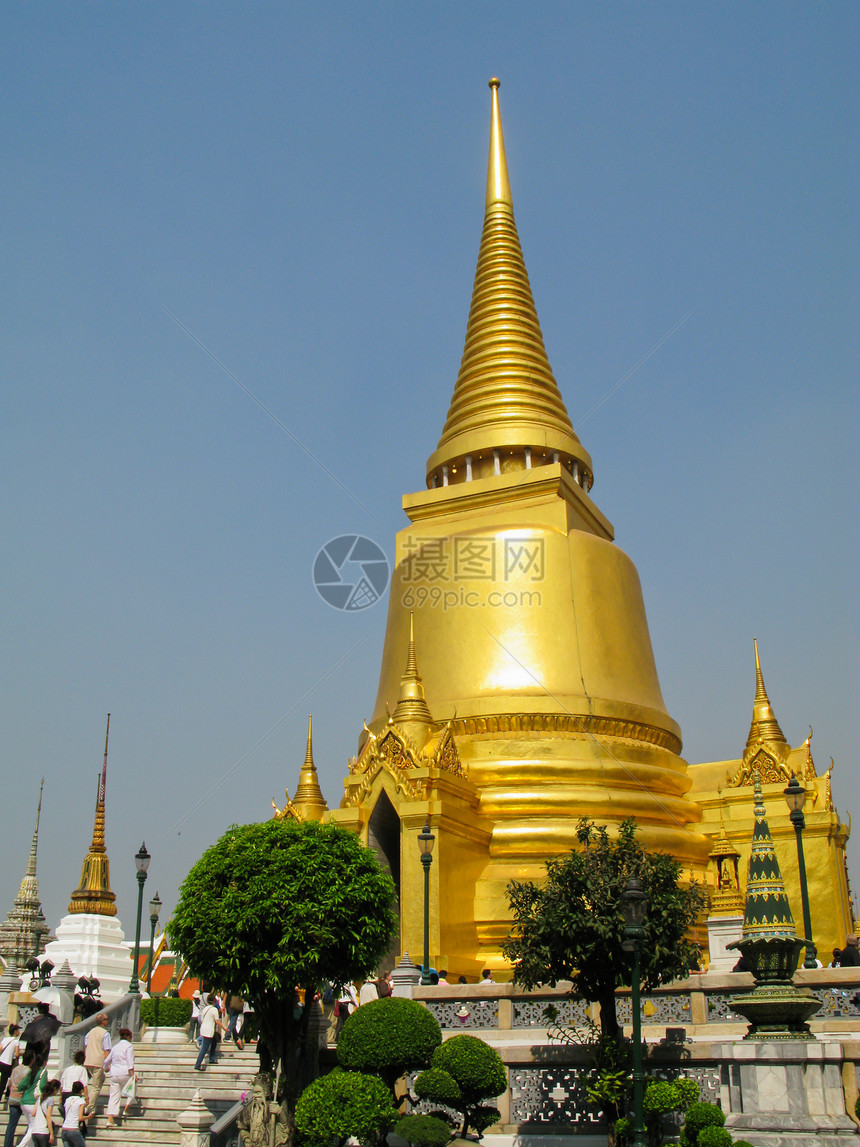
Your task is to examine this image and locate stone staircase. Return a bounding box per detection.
[0,1038,259,1146]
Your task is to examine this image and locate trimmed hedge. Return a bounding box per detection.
[430,1036,506,1105]
[140,997,192,1027]
[337,997,442,1088]
[295,1070,397,1147]
[696,1128,732,1147]
[680,1101,725,1146]
[394,1114,452,1147]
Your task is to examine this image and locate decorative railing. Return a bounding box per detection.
[415,967,860,1037]
[57,994,140,1070]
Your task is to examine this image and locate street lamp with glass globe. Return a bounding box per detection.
[417,821,435,985]
[129,842,151,994]
[146,891,162,995]
[784,774,817,969]
[621,876,648,1147]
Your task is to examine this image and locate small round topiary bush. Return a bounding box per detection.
[696,1127,732,1147]
[337,997,442,1090]
[414,1067,462,1105]
[680,1100,725,1146]
[431,1035,507,1106]
[426,1035,506,1138]
[643,1080,681,1114]
[140,997,193,1027]
[395,1114,452,1147]
[295,1070,397,1147]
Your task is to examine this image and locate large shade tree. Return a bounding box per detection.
[169,818,396,1133]
[503,818,706,1039]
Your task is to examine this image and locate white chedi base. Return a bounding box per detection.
[707,913,745,973]
[43,913,132,1002]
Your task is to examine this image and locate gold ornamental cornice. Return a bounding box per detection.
[404,463,614,539]
[449,711,682,756]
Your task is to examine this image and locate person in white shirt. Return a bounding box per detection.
[194,995,226,1071]
[60,1052,88,1113]
[358,978,379,1006]
[61,1080,88,1146]
[103,1027,134,1129]
[0,1025,21,1103]
[479,969,495,984]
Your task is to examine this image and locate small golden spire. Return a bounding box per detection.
[392,613,434,735]
[426,78,593,491]
[292,715,329,822]
[69,714,117,916]
[486,78,512,209]
[746,639,788,750]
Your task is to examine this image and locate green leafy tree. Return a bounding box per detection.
[503,819,705,1039]
[169,818,396,1134]
[295,1070,397,1147]
[337,996,442,1094]
[415,1034,506,1138]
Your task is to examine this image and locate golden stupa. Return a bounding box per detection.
[282,81,854,976]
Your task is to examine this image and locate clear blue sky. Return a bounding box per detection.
[2,3,857,938]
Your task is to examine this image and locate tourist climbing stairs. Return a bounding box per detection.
[0,1038,259,1146]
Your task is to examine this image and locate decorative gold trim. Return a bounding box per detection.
[449,712,682,755]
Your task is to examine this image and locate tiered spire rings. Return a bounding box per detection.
[426,79,593,491]
[68,714,117,916]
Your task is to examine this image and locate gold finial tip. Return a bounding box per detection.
[489,77,500,89]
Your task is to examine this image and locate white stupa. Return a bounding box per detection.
[43,716,133,1001]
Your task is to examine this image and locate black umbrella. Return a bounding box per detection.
[21,1014,63,1045]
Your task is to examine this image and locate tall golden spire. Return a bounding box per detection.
[392,612,434,744]
[69,714,117,916]
[746,639,788,751]
[426,78,593,491]
[291,715,329,822]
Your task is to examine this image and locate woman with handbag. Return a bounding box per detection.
[103,1027,134,1129]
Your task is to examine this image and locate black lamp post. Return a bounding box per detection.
[146,891,162,995]
[784,774,817,969]
[621,876,648,1147]
[129,842,151,994]
[418,820,435,985]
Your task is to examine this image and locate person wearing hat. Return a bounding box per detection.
[839,935,860,967]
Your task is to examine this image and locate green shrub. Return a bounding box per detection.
[469,1106,502,1133]
[337,997,442,1090]
[731,1141,755,1147]
[695,1128,732,1147]
[414,1068,461,1105]
[643,1080,680,1114]
[431,1035,506,1106]
[394,1114,452,1147]
[295,1070,397,1147]
[680,1101,725,1146]
[674,1078,700,1112]
[427,1035,506,1137]
[139,997,192,1027]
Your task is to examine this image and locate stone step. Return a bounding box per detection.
[0,1040,261,1147]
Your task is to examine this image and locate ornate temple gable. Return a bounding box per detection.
[271,792,300,822]
[727,642,795,789]
[728,744,791,788]
[429,721,467,780]
[342,718,468,810]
